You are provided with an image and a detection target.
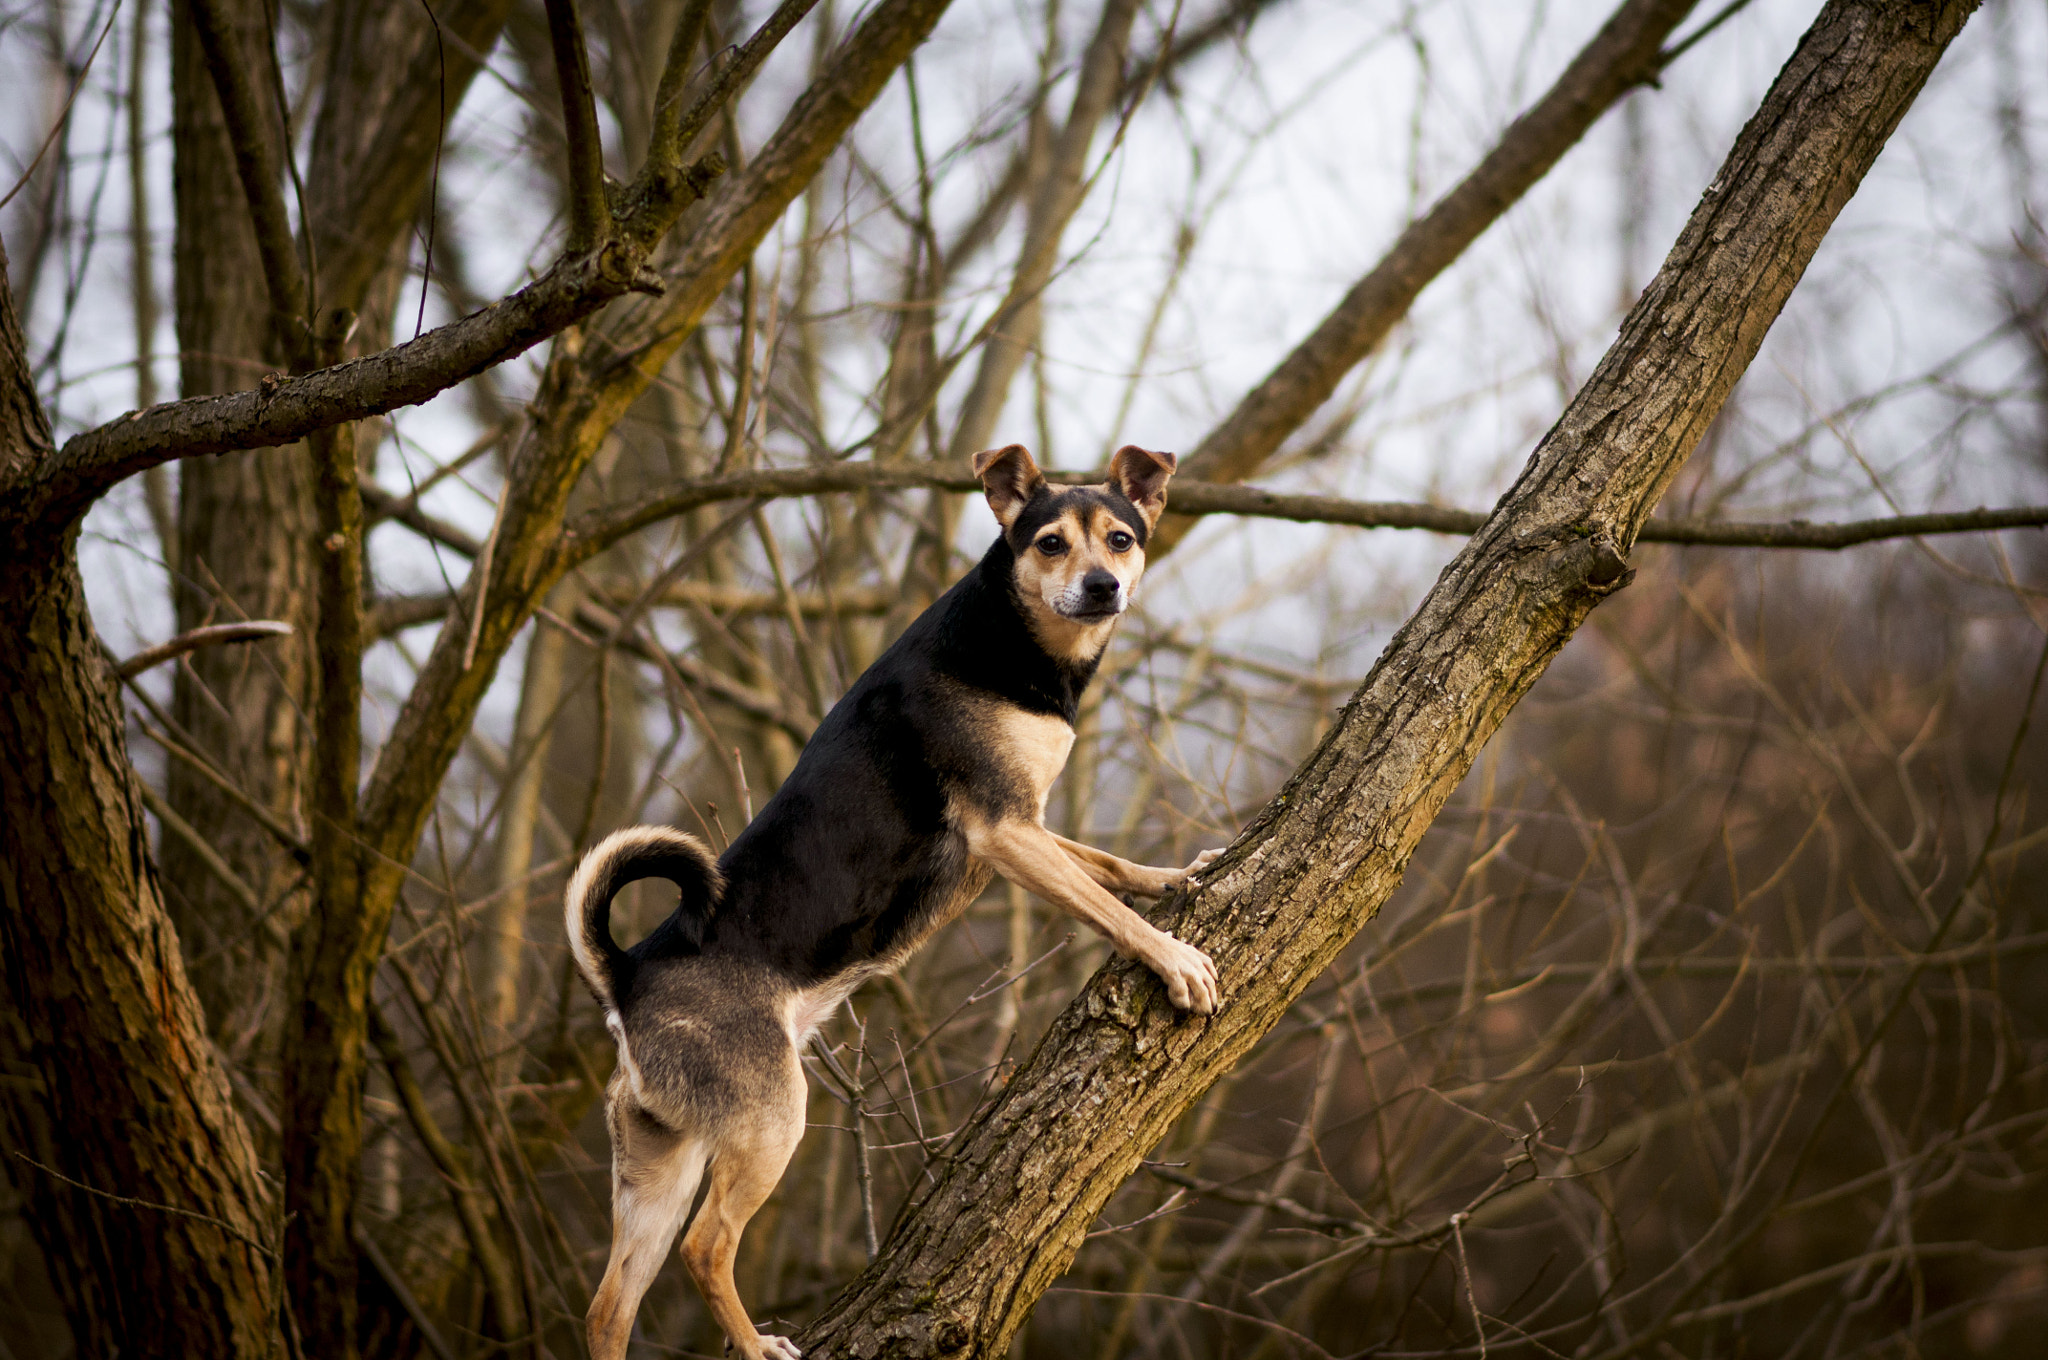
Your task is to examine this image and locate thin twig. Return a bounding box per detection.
[117,620,292,678]
[13,1152,277,1261]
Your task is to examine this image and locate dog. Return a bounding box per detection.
[566,442,1223,1360]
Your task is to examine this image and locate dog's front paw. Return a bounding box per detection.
[1147,847,1225,895]
[757,1334,802,1360]
[1145,931,1220,1015]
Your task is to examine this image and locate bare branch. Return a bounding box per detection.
[115,620,294,678]
[1153,0,1705,554]
[619,0,826,252]
[543,0,614,252]
[568,461,2048,564]
[41,227,707,523]
[183,0,313,366]
[647,0,717,169]
[1638,504,2048,548]
[136,783,265,919]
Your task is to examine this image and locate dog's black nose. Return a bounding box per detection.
[1082,569,1120,605]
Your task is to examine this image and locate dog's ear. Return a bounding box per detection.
[973,443,1045,531]
[1108,445,1177,529]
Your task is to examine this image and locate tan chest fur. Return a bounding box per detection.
[986,704,1075,820]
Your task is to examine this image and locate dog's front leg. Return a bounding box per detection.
[968,818,1220,1014]
[1050,832,1223,897]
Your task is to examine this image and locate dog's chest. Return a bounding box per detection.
[988,706,1075,817]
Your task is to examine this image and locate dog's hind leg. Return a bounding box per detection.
[588,1104,708,1360]
[679,1051,808,1360]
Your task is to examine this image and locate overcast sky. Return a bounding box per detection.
[5,0,2042,773]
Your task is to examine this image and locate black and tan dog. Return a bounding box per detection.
[566,443,1222,1360]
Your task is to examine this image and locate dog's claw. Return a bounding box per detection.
[758,1335,802,1360]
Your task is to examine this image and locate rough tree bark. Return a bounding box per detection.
[0,239,282,1359]
[797,2,1979,1355]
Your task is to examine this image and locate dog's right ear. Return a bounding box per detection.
[973,443,1045,532]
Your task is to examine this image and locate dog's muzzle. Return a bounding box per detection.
[1060,569,1126,620]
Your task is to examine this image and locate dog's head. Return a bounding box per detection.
[973,442,1176,659]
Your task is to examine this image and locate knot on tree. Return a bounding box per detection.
[685,151,727,196]
[1083,968,1149,1030]
[596,241,644,291]
[1561,525,1634,596]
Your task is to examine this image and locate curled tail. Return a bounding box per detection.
[564,827,723,1011]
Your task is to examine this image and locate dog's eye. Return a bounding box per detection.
[1106,530,1135,552]
[1035,535,1067,555]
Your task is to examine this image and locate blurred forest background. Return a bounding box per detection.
[3,0,2046,1357]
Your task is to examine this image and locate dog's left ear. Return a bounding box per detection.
[974,443,1046,531]
[1108,445,1177,529]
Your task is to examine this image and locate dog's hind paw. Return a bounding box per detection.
[757,1334,802,1360]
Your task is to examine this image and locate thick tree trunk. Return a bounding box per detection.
[165,0,317,1049]
[0,242,281,1360]
[797,2,1978,1355]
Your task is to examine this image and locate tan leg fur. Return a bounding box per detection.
[677,1053,808,1360]
[1048,831,1222,898]
[965,817,1220,1014]
[587,1112,709,1360]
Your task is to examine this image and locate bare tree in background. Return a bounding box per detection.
[3,1,2044,1358]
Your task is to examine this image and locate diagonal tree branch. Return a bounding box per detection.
[1147,0,1704,556]
[944,0,1145,463]
[40,231,692,525]
[796,2,1978,1354]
